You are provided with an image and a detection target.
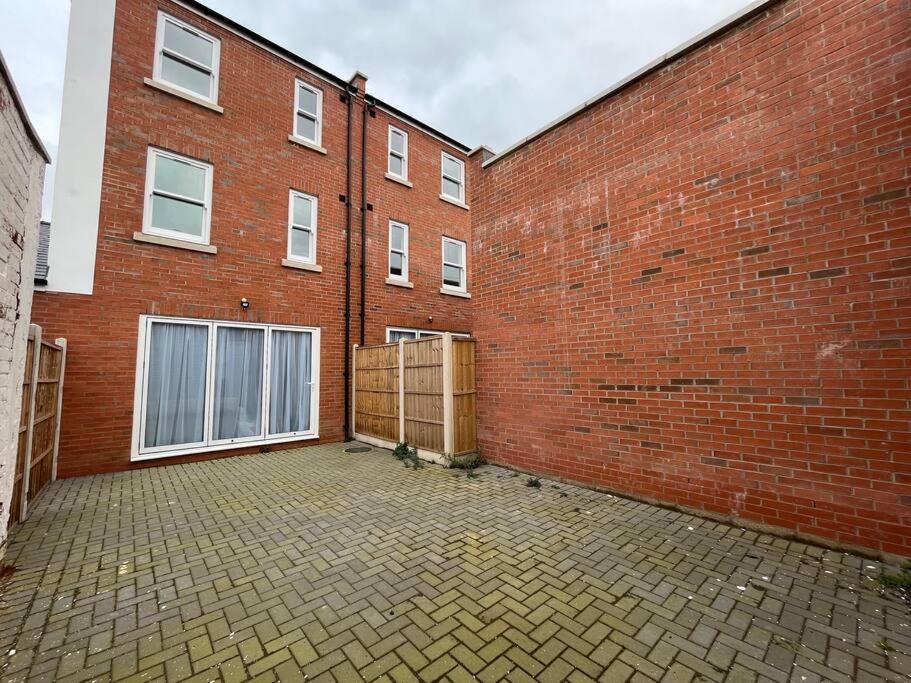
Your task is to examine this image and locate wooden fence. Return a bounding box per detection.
[353,334,476,461]
[9,325,66,528]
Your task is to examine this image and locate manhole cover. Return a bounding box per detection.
[345,446,372,454]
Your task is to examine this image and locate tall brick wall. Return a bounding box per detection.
[0,63,45,542]
[31,0,472,476]
[471,0,910,557]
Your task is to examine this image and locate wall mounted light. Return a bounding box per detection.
[240,297,250,309]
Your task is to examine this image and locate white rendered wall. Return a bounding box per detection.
[46,0,116,294]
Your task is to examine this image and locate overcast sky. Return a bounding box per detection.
[1,0,752,220]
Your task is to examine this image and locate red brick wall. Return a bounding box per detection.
[31,0,472,476]
[362,107,472,344]
[471,0,911,556]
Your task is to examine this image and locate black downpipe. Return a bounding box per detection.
[343,85,354,440]
[359,97,371,346]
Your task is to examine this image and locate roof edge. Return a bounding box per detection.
[482,0,782,169]
[0,49,51,163]
[178,0,471,153]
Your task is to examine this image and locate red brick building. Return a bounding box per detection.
[36,0,909,557]
[470,0,910,557]
[34,0,472,477]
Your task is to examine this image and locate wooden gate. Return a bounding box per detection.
[9,325,66,528]
[352,333,476,462]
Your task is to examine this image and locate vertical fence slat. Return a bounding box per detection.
[19,324,41,521]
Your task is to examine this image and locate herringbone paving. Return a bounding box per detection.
[1,444,909,682]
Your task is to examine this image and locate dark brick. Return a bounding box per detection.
[758,266,790,278]
[641,267,663,276]
[719,346,747,354]
[740,245,770,257]
[809,267,846,279]
[784,191,820,206]
[863,188,906,204]
[785,396,820,406]
[701,456,727,467]
[662,248,685,258]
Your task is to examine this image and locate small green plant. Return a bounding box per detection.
[466,470,479,479]
[878,561,911,589]
[525,477,541,489]
[393,441,423,469]
[878,639,895,653]
[446,451,486,470]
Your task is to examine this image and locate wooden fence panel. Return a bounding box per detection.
[452,339,477,455]
[402,337,444,453]
[353,343,399,443]
[352,334,475,459]
[9,336,34,527]
[8,326,66,530]
[28,341,63,505]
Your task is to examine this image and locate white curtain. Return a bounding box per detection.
[269,330,312,435]
[212,327,264,441]
[144,322,208,448]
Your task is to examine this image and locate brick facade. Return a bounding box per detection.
[0,54,47,543]
[470,0,910,556]
[31,0,471,477]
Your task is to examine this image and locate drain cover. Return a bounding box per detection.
[345,446,372,454]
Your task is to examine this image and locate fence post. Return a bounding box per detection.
[351,345,358,439]
[20,324,41,521]
[51,338,67,481]
[442,333,454,456]
[398,338,405,444]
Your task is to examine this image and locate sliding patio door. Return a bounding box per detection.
[211,325,265,443]
[143,321,209,451]
[135,317,320,460]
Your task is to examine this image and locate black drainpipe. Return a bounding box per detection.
[343,83,355,440]
[359,96,373,346]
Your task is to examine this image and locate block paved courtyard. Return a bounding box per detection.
[1,443,909,683]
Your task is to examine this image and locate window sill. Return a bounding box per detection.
[282,259,323,272]
[439,194,469,210]
[288,135,327,155]
[440,287,471,299]
[385,278,413,288]
[133,231,217,254]
[143,78,223,114]
[385,173,413,188]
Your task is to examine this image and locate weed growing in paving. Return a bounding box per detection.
[446,451,486,470]
[525,477,541,488]
[393,442,423,469]
[878,562,911,606]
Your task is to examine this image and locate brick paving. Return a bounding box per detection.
[1,443,909,682]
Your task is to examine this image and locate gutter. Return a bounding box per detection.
[482,0,782,168]
[359,96,375,346]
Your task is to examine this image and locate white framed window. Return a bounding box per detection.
[388,221,409,281]
[441,236,467,292]
[153,11,220,103]
[132,316,320,460]
[441,152,465,202]
[293,80,323,145]
[388,126,408,180]
[288,191,317,264]
[386,327,470,342]
[142,148,213,244]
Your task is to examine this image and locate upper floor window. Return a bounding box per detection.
[388,221,409,281]
[143,148,213,245]
[293,81,323,145]
[441,153,465,203]
[442,237,467,292]
[288,191,318,264]
[388,127,408,180]
[153,12,220,104]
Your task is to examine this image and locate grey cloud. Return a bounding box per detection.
[1,0,753,219]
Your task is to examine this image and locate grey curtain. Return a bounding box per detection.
[144,322,208,448]
[269,330,312,435]
[212,327,264,440]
